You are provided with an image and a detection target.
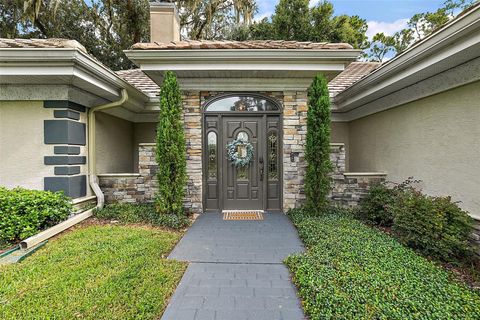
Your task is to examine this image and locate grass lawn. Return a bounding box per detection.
[285,211,480,319]
[0,223,186,319]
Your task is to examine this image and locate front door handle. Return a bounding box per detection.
[259,157,264,181]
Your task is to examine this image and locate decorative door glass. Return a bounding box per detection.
[268,131,278,180]
[207,131,217,179]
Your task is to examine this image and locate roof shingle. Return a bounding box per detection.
[328,62,380,97]
[131,40,353,50]
[0,38,87,53]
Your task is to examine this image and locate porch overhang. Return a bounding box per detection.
[125,49,361,91]
[0,48,149,111]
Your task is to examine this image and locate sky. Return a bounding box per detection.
[255,0,446,39]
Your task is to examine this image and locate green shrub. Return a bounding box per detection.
[95,203,190,230]
[357,183,396,226]
[0,187,72,244]
[155,71,187,216]
[392,190,474,261]
[305,73,332,214]
[286,213,480,319]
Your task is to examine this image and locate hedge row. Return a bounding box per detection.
[0,187,72,245]
[94,203,190,230]
[286,209,480,319]
[357,180,474,262]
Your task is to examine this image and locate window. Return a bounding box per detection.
[236,131,249,180]
[205,95,280,112]
[207,132,217,179]
[268,131,278,180]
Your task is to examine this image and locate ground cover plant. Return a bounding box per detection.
[0,187,72,248]
[285,209,480,319]
[0,224,186,319]
[95,203,190,230]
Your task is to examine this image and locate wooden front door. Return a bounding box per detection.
[222,116,264,210]
[203,94,282,212]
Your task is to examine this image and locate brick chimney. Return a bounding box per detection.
[149,1,180,43]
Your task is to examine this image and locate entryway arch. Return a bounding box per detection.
[202,93,283,212]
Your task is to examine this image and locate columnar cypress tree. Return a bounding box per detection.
[155,71,187,215]
[305,74,333,213]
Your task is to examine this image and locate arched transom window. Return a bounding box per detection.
[205,94,280,112]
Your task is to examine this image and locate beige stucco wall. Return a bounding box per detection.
[95,112,134,173]
[331,122,349,170]
[0,101,53,190]
[348,81,480,218]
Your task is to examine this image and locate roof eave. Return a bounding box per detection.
[333,3,480,113]
[0,48,149,108]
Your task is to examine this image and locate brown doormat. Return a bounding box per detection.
[223,210,264,221]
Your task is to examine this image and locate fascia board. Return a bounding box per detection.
[0,48,149,106]
[125,49,361,67]
[334,6,480,106]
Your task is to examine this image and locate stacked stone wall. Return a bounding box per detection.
[99,90,386,212]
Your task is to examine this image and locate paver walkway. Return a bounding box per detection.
[162,212,305,320]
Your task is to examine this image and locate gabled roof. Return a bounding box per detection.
[115,61,380,99]
[131,40,353,50]
[0,38,87,52]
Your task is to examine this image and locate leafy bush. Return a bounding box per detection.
[357,178,474,263]
[0,187,72,244]
[285,212,480,319]
[95,203,190,230]
[357,183,396,226]
[392,190,474,261]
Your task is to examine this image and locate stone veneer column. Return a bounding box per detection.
[182,91,203,214]
[282,91,308,210]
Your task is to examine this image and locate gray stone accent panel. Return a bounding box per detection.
[44,100,86,112]
[54,109,80,120]
[44,120,86,145]
[54,166,81,175]
[44,156,86,165]
[54,146,81,155]
[44,175,86,198]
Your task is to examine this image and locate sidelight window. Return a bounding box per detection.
[207,131,217,179]
[268,131,278,180]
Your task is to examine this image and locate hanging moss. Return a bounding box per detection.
[155,71,187,216]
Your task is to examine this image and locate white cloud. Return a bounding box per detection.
[366,18,409,40]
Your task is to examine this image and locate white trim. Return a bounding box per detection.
[344,172,387,177]
[126,49,361,62]
[333,4,480,118]
[97,173,141,177]
[0,48,149,107]
[334,56,480,121]
[176,77,320,91]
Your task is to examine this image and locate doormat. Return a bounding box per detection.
[223,210,264,221]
